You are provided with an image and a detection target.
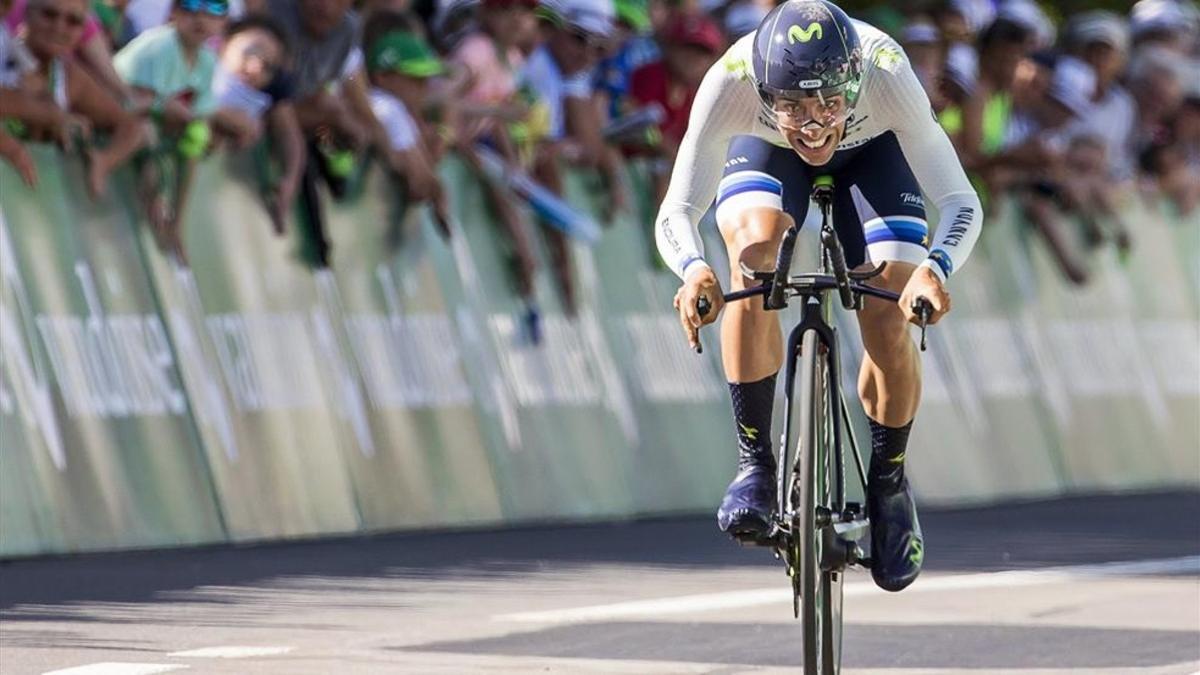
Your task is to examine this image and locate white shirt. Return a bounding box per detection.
[368,88,419,151]
[655,21,984,283]
[520,46,593,141]
[1067,84,1137,181]
[213,64,273,119]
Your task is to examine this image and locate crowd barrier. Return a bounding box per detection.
[0,145,1196,556]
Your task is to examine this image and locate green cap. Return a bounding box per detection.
[613,0,650,33]
[367,31,445,78]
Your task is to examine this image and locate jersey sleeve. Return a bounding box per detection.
[654,42,758,280]
[874,52,983,282]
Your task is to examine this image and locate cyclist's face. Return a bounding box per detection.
[772,94,849,166]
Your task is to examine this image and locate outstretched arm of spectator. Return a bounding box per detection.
[0,90,86,147]
[77,33,137,108]
[65,62,145,198]
[340,68,396,156]
[0,130,37,187]
[266,102,306,234]
[564,93,627,215]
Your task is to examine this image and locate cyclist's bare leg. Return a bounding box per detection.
[714,206,792,533]
[717,207,792,383]
[855,260,920,426]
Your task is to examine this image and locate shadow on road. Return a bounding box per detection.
[397,620,1200,669]
[1,490,1196,616]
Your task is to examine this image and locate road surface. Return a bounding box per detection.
[1,490,1198,674]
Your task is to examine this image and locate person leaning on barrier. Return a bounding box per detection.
[211,14,307,234]
[114,0,229,258]
[13,0,145,197]
[363,12,453,237]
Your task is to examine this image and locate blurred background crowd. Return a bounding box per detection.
[1,0,1198,330]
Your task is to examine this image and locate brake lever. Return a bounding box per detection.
[695,296,712,354]
[913,298,932,352]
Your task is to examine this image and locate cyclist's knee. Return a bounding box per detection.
[720,208,794,285]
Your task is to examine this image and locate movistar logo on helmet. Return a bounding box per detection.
[787,22,823,44]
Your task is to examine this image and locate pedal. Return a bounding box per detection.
[730,529,776,547]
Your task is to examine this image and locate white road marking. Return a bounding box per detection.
[42,664,188,675]
[168,646,294,658]
[495,555,1200,623]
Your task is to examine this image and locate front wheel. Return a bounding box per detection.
[790,328,843,674]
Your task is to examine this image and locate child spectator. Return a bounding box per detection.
[16,0,144,197]
[627,10,721,201]
[363,11,451,233]
[212,14,306,233]
[114,0,228,256]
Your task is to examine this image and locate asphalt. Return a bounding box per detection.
[1,490,1198,674]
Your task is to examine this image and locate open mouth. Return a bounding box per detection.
[794,134,834,155]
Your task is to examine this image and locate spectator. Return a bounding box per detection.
[1127,46,1186,157]
[900,18,945,98]
[430,0,479,52]
[91,0,134,48]
[268,0,392,159]
[593,0,657,122]
[212,14,306,233]
[932,0,994,45]
[721,0,766,40]
[114,0,226,137]
[627,10,722,201]
[1063,11,1136,184]
[114,0,228,256]
[521,0,618,315]
[954,16,1033,196]
[1003,57,1102,285]
[6,0,136,103]
[18,0,144,197]
[363,11,450,230]
[937,42,978,151]
[266,0,400,263]
[447,0,543,330]
[1130,0,1198,54]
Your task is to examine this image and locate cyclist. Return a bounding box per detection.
[655,0,982,591]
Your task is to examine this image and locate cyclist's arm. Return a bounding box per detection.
[654,50,757,281]
[880,60,984,282]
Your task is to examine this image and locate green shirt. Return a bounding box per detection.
[114,25,217,117]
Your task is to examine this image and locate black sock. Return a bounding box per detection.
[729,374,778,470]
[869,419,913,486]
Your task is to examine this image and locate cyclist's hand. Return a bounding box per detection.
[900,265,951,325]
[673,266,723,352]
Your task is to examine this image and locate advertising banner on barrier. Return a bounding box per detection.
[0,146,1195,557]
[318,166,504,529]
[137,154,362,541]
[0,148,224,554]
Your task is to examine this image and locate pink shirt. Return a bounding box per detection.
[451,32,523,141]
[5,0,103,52]
[452,32,521,105]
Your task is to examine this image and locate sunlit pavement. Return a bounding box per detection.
[1,491,1197,674]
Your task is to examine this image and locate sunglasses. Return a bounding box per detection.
[177,0,228,16]
[37,5,86,27]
